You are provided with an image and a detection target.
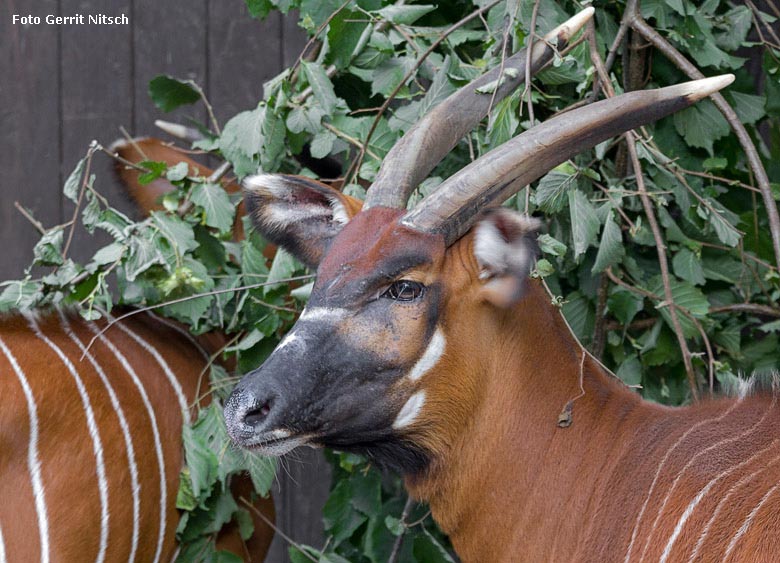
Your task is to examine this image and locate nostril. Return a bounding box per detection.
[244,401,272,428]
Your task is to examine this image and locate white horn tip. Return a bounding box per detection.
[545,7,595,41]
[684,74,735,101]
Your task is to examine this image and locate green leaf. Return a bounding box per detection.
[310,130,337,159]
[616,355,642,386]
[33,228,64,266]
[152,212,199,256]
[731,91,765,125]
[148,75,201,112]
[375,4,435,25]
[190,183,235,233]
[534,164,578,213]
[138,161,168,185]
[672,98,730,155]
[562,291,594,342]
[322,479,367,544]
[538,234,567,257]
[166,161,190,182]
[264,248,299,295]
[592,211,624,273]
[371,57,414,97]
[302,61,339,114]
[125,236,165,281]
[245,0,274,19]
[63,158,85,203]
[607,289,644,325]
[327,9,369,70]
[648,276,709,338]
[672,248,705,286]
[182,416,220,500]
[412,528,455,562]
[568,190,600,260]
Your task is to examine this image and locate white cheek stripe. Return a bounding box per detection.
[408,329,446,382]
[60,313,141,563]
[393,391,427,430]
[0,336,50,563]
[26,314,109,563]
[86,323,168,563]
[299,307,349,323]
[277,331,300,351]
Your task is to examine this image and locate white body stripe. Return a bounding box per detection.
[26,315,110,563]
[408,329,445,382]
[623,400,741,563]
[0,336,50,563]
[0,521,7,563]
[724,481,780,558]
[86,323,168,563]
[113,321,191,425]
[144,312,210,362]
[660,440,778,563]
[690,451,780,561]
[641,399,774,561]
[60,314,141,563]
[393,391,427,429]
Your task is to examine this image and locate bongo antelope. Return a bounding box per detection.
[223,7,777,562]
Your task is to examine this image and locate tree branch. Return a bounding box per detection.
[626,3,780,271]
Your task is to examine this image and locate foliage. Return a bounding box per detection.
[3,0,780,560]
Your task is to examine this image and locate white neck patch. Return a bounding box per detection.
[393,391,427,429]
[408,328,446,382]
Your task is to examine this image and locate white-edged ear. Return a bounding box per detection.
[244,174,362,269]
[473,209,542,307]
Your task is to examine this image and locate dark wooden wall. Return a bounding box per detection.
[0,2,330,561]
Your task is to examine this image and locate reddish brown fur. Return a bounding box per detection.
[392,232,780,562]
[241,178,780,562]
[0,312,274,561]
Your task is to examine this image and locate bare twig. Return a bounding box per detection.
[239,497,318,563]
[710,303,780,318]
[347,0,502,183]
[626,133,700,400]
[625,3,780,272]
[14,202,47,235]
[387,496,415,563]
[63,143,98,260]
[524,0,542,125]
[81,274,314,357]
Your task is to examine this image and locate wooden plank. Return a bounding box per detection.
[133,0,207,135]
[0,0,62,279]
[207,2,284,124]
[59,0,134,266]
[282,10,308,69]
[266,449,333,563]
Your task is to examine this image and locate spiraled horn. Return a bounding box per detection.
[401,75,735,245]
[362,7,595,210]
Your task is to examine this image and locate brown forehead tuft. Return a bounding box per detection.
[317,207,445,283]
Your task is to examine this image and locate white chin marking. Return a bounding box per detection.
[393,391,426,430]
[408,328,445,382]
